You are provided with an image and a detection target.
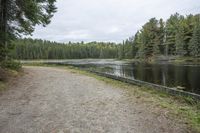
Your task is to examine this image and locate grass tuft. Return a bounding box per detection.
[0,81,6,92]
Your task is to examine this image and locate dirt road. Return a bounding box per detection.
[0,66,188,133]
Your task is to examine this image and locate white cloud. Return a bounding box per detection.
[65,30,91,40]
[31,0,200,43]
[107,26,121,34]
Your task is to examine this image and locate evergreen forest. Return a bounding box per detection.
[11,13,200,60]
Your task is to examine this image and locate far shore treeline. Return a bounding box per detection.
[12,13,200,60]
[12,39,119,59]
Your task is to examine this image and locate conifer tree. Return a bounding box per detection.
[189,19,200,57]
[175,22,187,56]
[0,0,57,61]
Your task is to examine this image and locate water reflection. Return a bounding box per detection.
[103,63,200,94]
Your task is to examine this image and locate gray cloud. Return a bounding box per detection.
[31,0,200,43]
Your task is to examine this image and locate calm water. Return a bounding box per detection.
[25,59,200,94]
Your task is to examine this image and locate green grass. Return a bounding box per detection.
[24,63,200,132]
[172,57,200,64]
[122,56,200,64]
[0,60,22,71]
[0,68,21,92]
[0,81,6,92]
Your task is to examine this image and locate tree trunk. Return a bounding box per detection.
[0,0,7,61]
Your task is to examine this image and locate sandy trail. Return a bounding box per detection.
[0,66,188,133]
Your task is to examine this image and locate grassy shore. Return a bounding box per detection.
[121,56,200,65]
[0,68,21,93]
[0,81,6,92]
[171,57,200,64]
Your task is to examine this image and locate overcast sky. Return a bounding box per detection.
[31,0,200,43]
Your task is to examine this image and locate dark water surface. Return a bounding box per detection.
[104,63,200,94]
[23,59,200,94]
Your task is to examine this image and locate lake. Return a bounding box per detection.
[23,59,200,95]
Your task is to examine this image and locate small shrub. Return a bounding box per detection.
[0,68,8,81]
[0,60,22,71]
[0,81,6,91]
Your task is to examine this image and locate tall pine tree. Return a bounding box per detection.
[189,18,200,57]
[0,0,57,61]
[175,19,187,56]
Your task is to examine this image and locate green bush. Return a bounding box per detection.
[0,60,22,71]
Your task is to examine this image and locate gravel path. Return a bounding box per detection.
[0,66,188,133]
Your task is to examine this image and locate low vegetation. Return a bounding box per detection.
[0,60,22,71]
[0,60,21,93]
[0,81,6,92]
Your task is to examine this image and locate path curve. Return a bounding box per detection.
[0,66,188,133]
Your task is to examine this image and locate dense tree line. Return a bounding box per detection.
[125,13,200,59]
[11,13,200,60]
[11,39,119,59]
